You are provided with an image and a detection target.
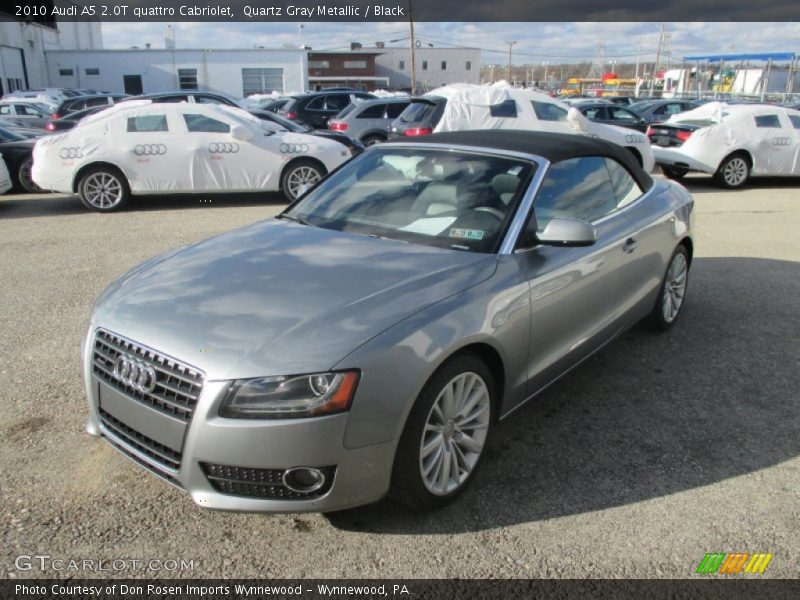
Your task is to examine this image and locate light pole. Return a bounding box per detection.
[542,62,550,88]
[506,41,517,83]
[407,0,416,94]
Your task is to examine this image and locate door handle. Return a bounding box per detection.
[623,238,638,253]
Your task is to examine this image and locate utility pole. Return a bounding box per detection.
[651,24,666,95]
[408,0,416,94]
[506,41,517,83]
[634,38,642,97]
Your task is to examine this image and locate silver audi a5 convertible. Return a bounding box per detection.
[83,130,694,512]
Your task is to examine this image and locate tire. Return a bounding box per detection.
[361,134,385,147]
[280,159,325,201]
[713,153,750,189]
[16,157,42,193]
[390,353,495,510]
[647,245,690,331]
[77,166,130,212]
[662,165,688,181]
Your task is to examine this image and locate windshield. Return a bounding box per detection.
[283,148,534,254]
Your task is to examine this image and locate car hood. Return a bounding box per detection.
[93,218,497,380]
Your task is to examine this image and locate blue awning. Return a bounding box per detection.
[683,52,795,62]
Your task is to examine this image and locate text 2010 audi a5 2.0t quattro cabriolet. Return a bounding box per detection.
[83,130,694,512]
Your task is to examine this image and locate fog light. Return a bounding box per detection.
[282,467,326,494]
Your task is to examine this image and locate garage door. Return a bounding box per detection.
[0,46,27,93]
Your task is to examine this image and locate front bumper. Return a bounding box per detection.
[82,329,396,513]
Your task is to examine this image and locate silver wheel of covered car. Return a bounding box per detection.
[391,353,495,509]
[281,160,324,200]
[647,245,690,331]
[17,158,42,193]
[715,154,750,189]
[78,167,130,212]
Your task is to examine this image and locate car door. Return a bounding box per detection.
[582,105,610,126]
[120,111,178,192]
[14,104,48,127]
[608,106,648,132]
[752,113,794,175]
[516,156,637,401]
[786,112,800,174]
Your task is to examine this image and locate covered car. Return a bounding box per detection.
[651,102,800,188]
[408,83,655,172]
[31,101,353,211]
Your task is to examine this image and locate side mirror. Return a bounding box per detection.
[230,124,254,142]
[537,218,596,247]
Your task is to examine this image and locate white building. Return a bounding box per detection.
[374,47,481,92]
[44,48,307,98]
[0,18,102,94]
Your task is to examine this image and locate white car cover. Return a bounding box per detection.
[31,101,351,195]
[430,83,655,172]
[652,102,800,176]
[0,154,12,194]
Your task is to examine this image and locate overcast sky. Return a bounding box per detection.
[100,22,800,64]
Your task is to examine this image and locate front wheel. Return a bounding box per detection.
[390,354,495,510]
[280,160,325,201]
[647,245,690,331]
[714,154,750,189]
[78,167,130,212]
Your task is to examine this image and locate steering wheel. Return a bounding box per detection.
[473,206,505,221]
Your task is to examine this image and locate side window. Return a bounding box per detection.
[156,95,189,104]
[664,103,683,115]
[358,104,387,118]
[183,114,231,133]
[610,107,639,122]
[583,106,606,120]
[306,96,325,110]
[127,115,169,132]
[754,115,781,128]
[788,115,800,129]
[85,97,108,107]
[325,95,349,111]
[533,156,618,229]
[18,105,42,116]
[489,100,517,118]
[0,105,11,115]
[386,102,409,119]
[531,101,567,121]
[605,158,643,209]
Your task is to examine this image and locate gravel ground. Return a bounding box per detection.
[0,177,798,580]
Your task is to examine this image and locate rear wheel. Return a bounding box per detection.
[16,157,41,193]
[647,245,690,331]
[280,160,325,201]
[662,165,688,181]
[390,353,495,510]
[78,167,130,212]
[714,153,750,189]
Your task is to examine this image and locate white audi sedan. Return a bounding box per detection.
[31,101,353,211]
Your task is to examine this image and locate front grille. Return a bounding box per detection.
[201,462,335,500]
[100,408,182,472]
[92,329,204,422]
[104,432,183,489]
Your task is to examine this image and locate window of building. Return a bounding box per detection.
[466,61,472,71]
[422,61,428,70]
[754,115,781,128]
[58,68,74,77]
[178,68,198,90]
[399,60,405,70]
[183,114,230,133]
[441,61,447,70]
[343,60,367,69]
[85,68,100,76]
[127,115,168,132]
[241,67,284,96]
[308,61,330,69]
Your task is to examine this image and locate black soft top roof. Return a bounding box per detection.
[395,129,653,190]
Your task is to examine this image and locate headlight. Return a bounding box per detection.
[219,371,360,419]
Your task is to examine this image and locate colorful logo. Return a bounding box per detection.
[696,553,773,574]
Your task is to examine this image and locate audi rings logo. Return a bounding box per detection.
[208,142,239,153]
[59,147,83,159]
[625,134,646,144]
[280,143,309,154]
[112,354,157,394]
[771,137,791,147]
[134,144,167,156]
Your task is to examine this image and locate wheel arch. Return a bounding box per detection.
[679,236,694,267]
[280,156,328,183]
[72,161,128,193]
[718,149,754,171]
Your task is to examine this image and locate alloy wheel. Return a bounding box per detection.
[722,157,748,187]
[662,252,688,323]
[286,166,321,199]
[83,172,123,209]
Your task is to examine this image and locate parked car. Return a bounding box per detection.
[51,94,128,119]
[80,130,694,512]
[571,100,649,132]
[0,120,44,138]
[279,91,376,129]
[31,102,352,210]
[651,102,800,187]
[328,98,412,145]
[44,106,107,132]
[2,89,63,108]
[121,91,242,107]
[0,126,39,192]
[0,154,12,194]
[249,109,364,156]
[629,99,700,124]
[0,102,53,128]
[604,96,637,106]
[388,95,448,138]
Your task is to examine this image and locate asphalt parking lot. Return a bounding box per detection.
[1,176,798,579]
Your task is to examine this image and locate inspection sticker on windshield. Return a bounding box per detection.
[449,228,484,240]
